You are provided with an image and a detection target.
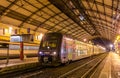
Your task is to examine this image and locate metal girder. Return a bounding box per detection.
[95,0,117,11]
[64,33,79,40]
[7,0,33,13]
[102,0,108,36]
[71,0,96,35]
[0,0,19,17]
[34,0,67,32]
[56,23,74,32]
[63,26,80,34]
[93,0,107,39]
[111,0,114,18]
[85,0,101,36]
[0,0,117,43]
[76,31,87,37]
[6,0,64,33]
[88,15,112,24]
[5,8,27,21]
[34,12,62,31]
[113,0,119,38]
[18,0,51,28]
[64,26,85,37]
[71,0,100,36]
[84,8,112,20]
[49,0,93,36]
[92,0,107,37]
[86,0,117,11]
[97,25,115,33]
[72,31,85,37]
[66,0,95,35]
[80,0,116,42]
[47,18,69,31]
[75,33,88,39]
[64,26,82,35]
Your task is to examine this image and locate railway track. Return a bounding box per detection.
[8,53,108,78]
[59,53,107,78]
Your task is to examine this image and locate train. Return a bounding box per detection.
[38,32,105,66]
[0,41,39,59]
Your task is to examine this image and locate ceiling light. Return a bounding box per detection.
[113,12,115,15]
[83,38,87,42]
[79,15,84,20]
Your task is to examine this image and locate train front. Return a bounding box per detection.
[38,33,62,66]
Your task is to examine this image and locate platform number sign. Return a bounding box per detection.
[27,28,30,34]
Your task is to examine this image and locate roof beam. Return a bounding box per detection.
[18,0,51,28]
[49,0,93,36]
[0,0,19,17]
[71,0,100,36]
[46,18,69,31]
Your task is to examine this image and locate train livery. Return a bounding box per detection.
[38,32,105,65]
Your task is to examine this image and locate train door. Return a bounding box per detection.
[65,38,73,61]
[60,37,68,63]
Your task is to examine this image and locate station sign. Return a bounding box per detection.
[10,34,34,42]
[10,35,22,42]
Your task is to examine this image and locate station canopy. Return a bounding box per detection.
[0,0,119,46]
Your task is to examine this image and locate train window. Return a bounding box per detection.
[40,33,62,50]
[48,41,57,48]
[41,39,57,49]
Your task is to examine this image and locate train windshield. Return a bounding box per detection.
[40,35,59,50]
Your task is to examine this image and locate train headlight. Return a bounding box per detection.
[53,52,57,55]
[39,51,43,55]
[47,46,50,49]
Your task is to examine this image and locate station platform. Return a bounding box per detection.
[1,52,120,77]
[0,57,38,69]
[99,52,120,78]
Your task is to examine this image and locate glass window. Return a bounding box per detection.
[42,39,57,48]
[40,33,62,50]
[41,39,58,50]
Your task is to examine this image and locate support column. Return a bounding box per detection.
[20,41,24,60]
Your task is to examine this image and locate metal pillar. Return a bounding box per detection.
[6,45,9,64]
[20,41,24,60]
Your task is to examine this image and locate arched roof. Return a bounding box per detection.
[0,0,119,43]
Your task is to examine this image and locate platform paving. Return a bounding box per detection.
[99,52,120,78]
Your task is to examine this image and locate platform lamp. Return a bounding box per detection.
[109,44,113,51]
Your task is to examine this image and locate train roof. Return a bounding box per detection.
[45,32,63,35]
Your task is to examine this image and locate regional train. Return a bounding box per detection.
[38,32,105,65]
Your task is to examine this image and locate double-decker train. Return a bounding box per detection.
[38,32,105,65]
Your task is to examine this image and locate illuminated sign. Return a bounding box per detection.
[10,34,34,42]
[10,36,22,42]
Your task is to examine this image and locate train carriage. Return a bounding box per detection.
[38,32,105,65]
